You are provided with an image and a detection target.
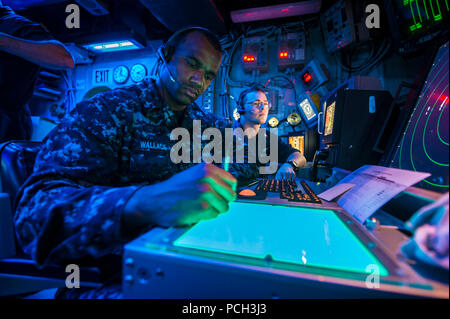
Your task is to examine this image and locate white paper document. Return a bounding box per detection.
[318,183,355,201]
[333,165,431,223]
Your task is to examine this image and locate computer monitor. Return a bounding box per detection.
[386,42,449,193]
[288,129,320,161]
[324,100,336,137]
[288,135,304,154]
[320,89,393,170]
[321,92,345,146]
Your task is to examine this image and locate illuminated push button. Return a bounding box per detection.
[239,189,257,197]
[137,267,151,284]
[287,112,301,126]
[124,257,134,268]
[268,117,279,127]
[155,268,164,277]
[124,275,134,285]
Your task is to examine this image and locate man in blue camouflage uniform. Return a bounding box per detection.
[14,27,254,299]
[232,85,307,180]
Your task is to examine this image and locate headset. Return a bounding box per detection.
[157,26,216,84]
[157,46,176,83]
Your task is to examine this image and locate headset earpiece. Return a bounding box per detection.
[157,45,176,83]
[237,102,246,114]
[157,46,166,62]
[237,95,246,114]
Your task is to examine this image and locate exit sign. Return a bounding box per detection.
[93,68,112,85]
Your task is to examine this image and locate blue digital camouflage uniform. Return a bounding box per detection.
[231,118,298,173]
[14,78,260,299]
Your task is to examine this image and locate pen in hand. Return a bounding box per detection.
[223,155,230,172]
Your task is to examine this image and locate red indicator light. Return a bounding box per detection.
[439,95,448,102]
[279,51,288,58]
[243,55,255,62]
[302,73,312,83]
[281,8,289,12]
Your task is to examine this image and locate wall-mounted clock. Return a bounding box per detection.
[113,65,129,84]
[130,63,147,82]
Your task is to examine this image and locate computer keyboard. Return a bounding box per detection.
[252,178,321,204]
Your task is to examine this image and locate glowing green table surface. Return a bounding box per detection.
[174,202,389,276]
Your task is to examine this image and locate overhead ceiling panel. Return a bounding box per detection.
[140,0,227,35]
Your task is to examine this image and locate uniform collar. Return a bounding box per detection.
[141,77,204,129]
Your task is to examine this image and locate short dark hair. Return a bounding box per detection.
[237,84,267,112]
[163,26,223,61]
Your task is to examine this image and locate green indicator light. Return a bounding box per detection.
[423,0,430,19]
[409,23,422,32]
[416,0,423,22]
[410,0,419,28]
[429,0,443,21]
[174,202,389,277]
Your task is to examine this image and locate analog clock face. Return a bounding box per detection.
[130,63,147,82]
[113,65,129,84]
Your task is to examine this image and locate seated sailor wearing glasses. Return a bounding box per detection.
[233,85,306,181]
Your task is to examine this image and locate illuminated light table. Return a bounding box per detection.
[123,201,448,298]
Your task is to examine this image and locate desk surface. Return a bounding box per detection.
[123,178,449,298]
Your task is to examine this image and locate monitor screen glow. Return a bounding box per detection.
[324,101,336,136]
[300,98,317,121]
[173,202,389,276]
[288,135,305,154]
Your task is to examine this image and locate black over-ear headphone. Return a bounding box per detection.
[157,26,215,83]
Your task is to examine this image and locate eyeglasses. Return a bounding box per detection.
[246,101,270,109]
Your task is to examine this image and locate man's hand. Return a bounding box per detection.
[275,163,296,181]
[123,163,237,232]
